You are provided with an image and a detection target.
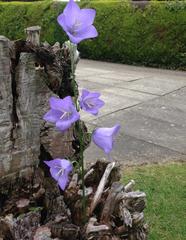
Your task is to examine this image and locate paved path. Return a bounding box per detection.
[76,60,186,166]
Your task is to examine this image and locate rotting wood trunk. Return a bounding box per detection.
[0,160,148,240]
[0,27,87,184]
[0,27,148,240]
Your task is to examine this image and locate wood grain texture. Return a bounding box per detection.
[0,35,81,181]
[0,36,14,178]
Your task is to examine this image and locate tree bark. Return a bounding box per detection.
[0,28,86,184]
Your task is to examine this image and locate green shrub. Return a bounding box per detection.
[0,0,185,69]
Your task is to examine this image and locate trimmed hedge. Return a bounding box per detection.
[0,0,185,69]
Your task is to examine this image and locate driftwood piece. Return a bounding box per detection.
[101,182,124,223]
[85,161,120,188]
[90,162,116,215]
[86,217,110,235]
[124,180,135,192]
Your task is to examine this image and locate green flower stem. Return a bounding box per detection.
[78,123,86,222]
[70,43,86,222]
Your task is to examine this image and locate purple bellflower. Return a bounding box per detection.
[57,0,98,44]
[43,96,80,132]
[44,159,73,190]
[92,124,121,155]
[79,89,104,116]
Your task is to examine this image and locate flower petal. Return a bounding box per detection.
[95,98,105,108]
[63,0,80,27]
[43,109,61,123]
[92,124,120,154]
[71,109,80,121]
[44,159,61,181]
[80,89,104,116]
[83,92,100,101]
[61,96,75,112]
[57,0,98,44]
[92,130,113,154]
[57,13,68,33]
[58,159,73,171]
[44,159,73,185]
[79,9,96,29]
[85,108,99,116]
[49,97,63,111]
[76,25,98,39]
[84,99,104,116]
[81,89,90,99]
[58,173,69,190]
[50,96,75,112]
[67,25,98,44]
[65,162,73,174]
[56,119,72,132]
[112,124,121,136]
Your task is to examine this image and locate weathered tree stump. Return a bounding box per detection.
[0,27,148,239]
[0,26,84,183]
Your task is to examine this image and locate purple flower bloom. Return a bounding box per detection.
[92,124,120,155]
[43,96,80,132]
[79,89,104,116]
[57,0,98,44]
[44,159,73,190]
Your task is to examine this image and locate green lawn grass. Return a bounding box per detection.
[122,163,186,240]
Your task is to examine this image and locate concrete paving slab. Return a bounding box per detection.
[118,76,186,95]
[103,87,157,101]
[80,91,141,122]
[76,67,113,78]
[84,132,186,166]
[78,60,186,79]
[130,97,186,127]
[79,86,157,122]
[161,87,186,112]
[97,72,145,82]
[78,75,124,87]
[90,110,186,155]
[77,60,186,165]
[77,79,108,91]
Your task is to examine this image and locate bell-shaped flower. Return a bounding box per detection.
[43,96,80,132]
[44,158,73,190]
[92,124,121,155]
[57,0,98,44]
[79,89,104,116]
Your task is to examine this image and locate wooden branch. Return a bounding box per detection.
[25,26,41,46]
[132,212,144,226]
[86,217,110,235]
[84,168,94,180]
[124,180,135,192]
[101,182,124,223]
[119,206,132,227]
[68,173,78,189]
[122,191,146,212]
[89,162,116,215]
[122,191,146,199]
